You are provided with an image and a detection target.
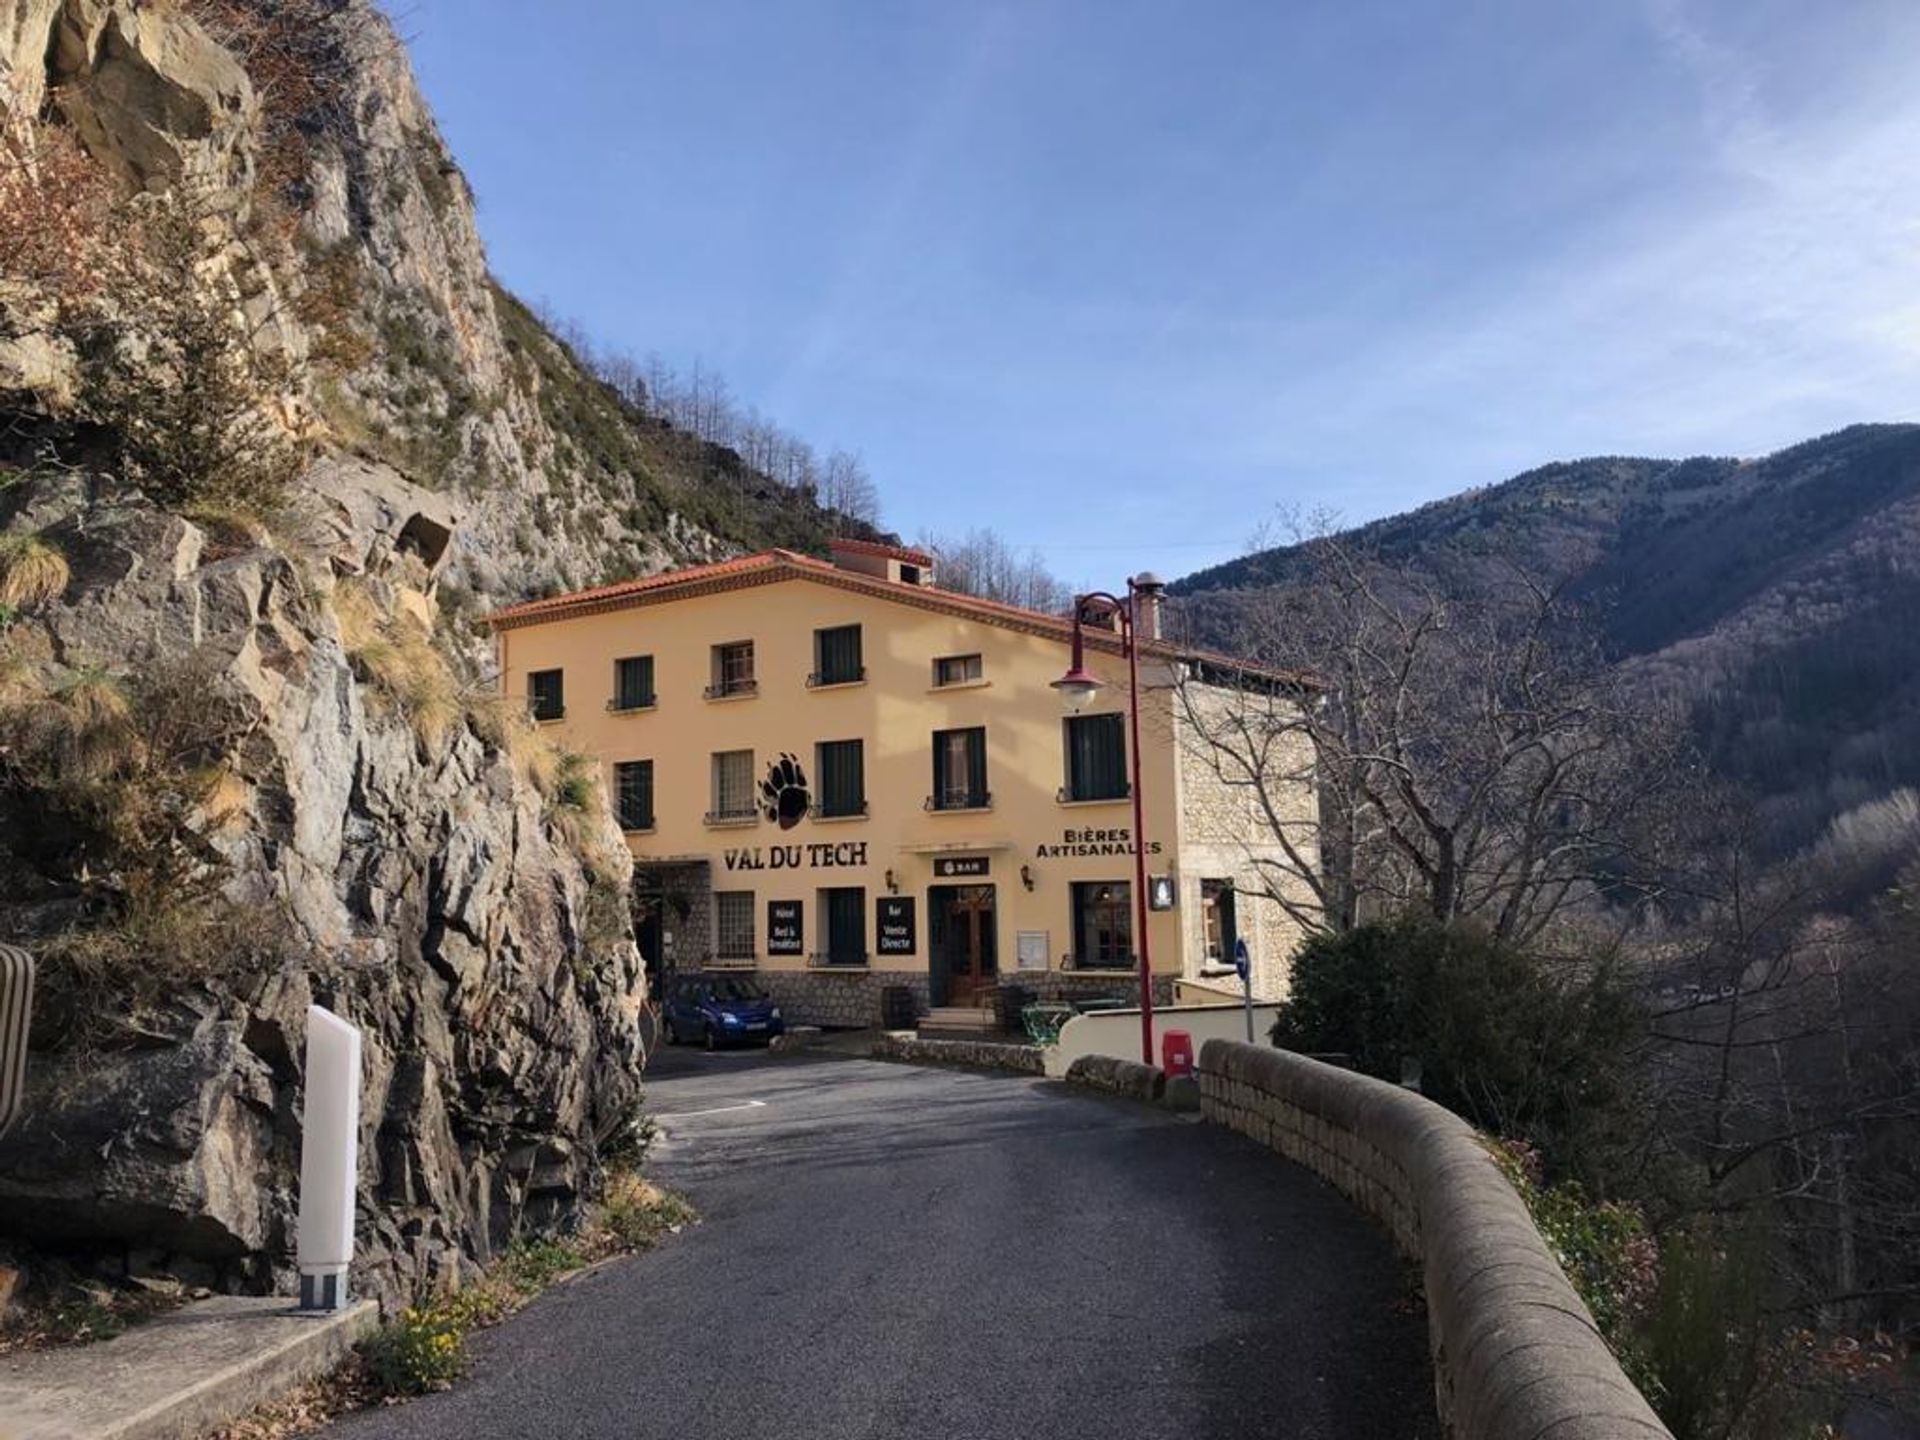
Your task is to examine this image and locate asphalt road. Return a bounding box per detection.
[333,1047,1436,1440]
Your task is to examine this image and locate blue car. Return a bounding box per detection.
[661,974,785,1049]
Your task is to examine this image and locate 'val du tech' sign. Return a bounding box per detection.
[725,842,868,872]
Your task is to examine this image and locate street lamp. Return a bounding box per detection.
[1052,576,1163,1065]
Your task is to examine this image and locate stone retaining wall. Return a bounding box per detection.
[1197,1040,1673,1440]
[1063,1054,1166,1102]
[870,1034,1044,1074]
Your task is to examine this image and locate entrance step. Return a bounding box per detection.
[918,1006,999,1036]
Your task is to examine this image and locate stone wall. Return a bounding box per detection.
[1198,1040,1672,1440]
[1170,680,1320,1001]
[743,969,1169,1029]
[753,969,928,1028]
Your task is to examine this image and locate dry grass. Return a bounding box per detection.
[2,665,146,781]
[0,532,71,609]
[335,581,460,748]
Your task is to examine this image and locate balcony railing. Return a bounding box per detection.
[703,807,758,826]
[806,667,867,688]
[924,790,992,812]
[703,678,759,700]
[1058,784,1130,803]
[606,695,656,713]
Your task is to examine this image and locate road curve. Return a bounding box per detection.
[331,1049,1435,1440]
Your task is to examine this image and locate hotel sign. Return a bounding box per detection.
[931,855,990,879]
[876,897,917,956]
[766,899,804,956]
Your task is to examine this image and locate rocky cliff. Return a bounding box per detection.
[0,0,849,1304]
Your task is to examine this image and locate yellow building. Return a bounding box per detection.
[487,540,1320,1028]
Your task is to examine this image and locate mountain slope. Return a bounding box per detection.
[0,0,874,1304]
[1173,424,1920,852]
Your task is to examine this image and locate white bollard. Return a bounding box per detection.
[296,1005,362,1312]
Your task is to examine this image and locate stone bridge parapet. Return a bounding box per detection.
[1197,1040,1672,1440]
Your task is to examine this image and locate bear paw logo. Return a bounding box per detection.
[760,752,811,828]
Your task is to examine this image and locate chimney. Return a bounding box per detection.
[1132,573,1166,640]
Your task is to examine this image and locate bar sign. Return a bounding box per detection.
[876,897,917,956]
[767,899,804,956]
[933,855,990,878]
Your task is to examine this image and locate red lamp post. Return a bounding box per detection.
[1052,576,1163,1066]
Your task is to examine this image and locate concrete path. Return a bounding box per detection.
[330,1048,1436,1440]
[0,1295,375,1440]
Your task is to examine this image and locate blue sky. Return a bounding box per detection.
[403,0,1920,582]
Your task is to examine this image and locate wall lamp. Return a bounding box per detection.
[884,869,899,895]
[1020,864,1035,892]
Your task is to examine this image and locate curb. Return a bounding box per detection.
[0,1295,378,1440]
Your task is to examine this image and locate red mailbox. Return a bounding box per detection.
[1161,1028,1195,1079]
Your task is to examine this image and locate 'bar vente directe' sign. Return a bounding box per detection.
[876,897,916,955]
[766,900,804,956]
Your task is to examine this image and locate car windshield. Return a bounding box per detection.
[715,978,767,1003]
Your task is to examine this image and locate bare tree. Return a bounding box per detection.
[920,526,1073,613]
[1174,531,1691,946]
[818,448,879,526]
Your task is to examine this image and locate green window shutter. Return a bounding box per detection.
[965,727,987,807]
[819,740,864,816]
[1067,714,1126,800]
[815,626,863,684]
[827,888,866,964]
[615,760,653,830]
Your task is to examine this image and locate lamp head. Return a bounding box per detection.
[1051,666,1102,714]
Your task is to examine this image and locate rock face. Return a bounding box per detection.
[0,0,837,1304]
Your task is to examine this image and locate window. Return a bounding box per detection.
[811,625,864,686]
[930,727,988,810]
[933,653,983,687]
[1202,879,1239,965]
[612,655,655,711]
[819,886,867,965]
[707,641,756,698]
[1071,881,1133,967]
[1063,713,1128,801]
[614,760,654,831]
[715,891,755,961]
[709,749,755,821]
[816,739,866,818]
[528,668,564,722]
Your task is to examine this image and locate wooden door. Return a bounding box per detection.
[932,885,997,1007]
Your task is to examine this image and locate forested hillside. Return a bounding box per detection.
[1175,423,1920,856]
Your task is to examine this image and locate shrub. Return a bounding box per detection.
[593,1172,695,1252]
[1272,917,1644,1181]
[1491,1138,1659,1389]
[73,195,305,521]
[360,1303,467,1396]
[0,534,71,610]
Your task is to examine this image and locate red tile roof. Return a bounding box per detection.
[829,536,936,567]
[485,549,1321,689]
